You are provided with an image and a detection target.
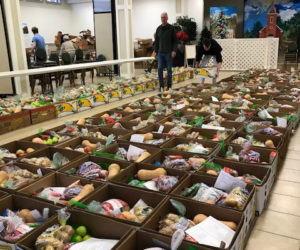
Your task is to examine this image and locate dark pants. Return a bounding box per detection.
[158,52,172,89]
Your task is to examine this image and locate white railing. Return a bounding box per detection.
[0,57,154,79]
[212,38,279,71]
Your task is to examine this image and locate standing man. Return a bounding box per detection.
[196,27,222,84]
[31,27,46,55]
[154,12,178,92]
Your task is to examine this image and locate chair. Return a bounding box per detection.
[49,53,60,88]
[60,52,75,87]
[96,54,113,81]
[184,45,196,67]
[75,48,94,83]
[35,47,47,65]
[284,43,298,69]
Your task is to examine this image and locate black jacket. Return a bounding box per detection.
[155,23,178,53]
[196,39,223,63]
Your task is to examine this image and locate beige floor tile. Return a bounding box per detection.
[267,193,300,216]
[245,229,300,250]
[277,168,300,183]
[254,210,300,239]
[281,158,300,171]
[272,180,300,198]
[286,149,300,160]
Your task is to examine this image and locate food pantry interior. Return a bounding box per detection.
[0,0,300,250]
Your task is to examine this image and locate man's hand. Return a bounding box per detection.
[171,51,176,58]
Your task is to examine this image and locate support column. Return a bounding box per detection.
[115,0,134,77]
[3,0,30,95]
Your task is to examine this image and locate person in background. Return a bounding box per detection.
[154,12,178,92]
[55,31,64,49]
[31,27,45,55]
[60,35,77,61]
[196,27,223,84]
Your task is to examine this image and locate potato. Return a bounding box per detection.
[77,118,86,125]
[32,137,45,144]
[0,171,9,183]
[26,148,35,153]
[18,209,35,223]
[137,168,166,181]
[206,170,218,176]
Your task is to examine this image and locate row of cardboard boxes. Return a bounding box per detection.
[0,191,246,250]
[0,71,195,135]
[0,136,277,249]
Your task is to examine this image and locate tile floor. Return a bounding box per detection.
[1,71,300,249]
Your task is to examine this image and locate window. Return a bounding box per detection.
[270,16,273,24]
[46,0,61,3]
[94,0,111,13]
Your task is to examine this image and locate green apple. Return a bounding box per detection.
[52,137,58,143]
[76,226,87,237]
[73,234,82,242]
[83,235,91,241]
[46,139,53,145]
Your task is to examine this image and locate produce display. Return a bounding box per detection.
[128,168,179,193]
[0,207,49,241]
[0,165,40,189]
[0,68,299,250]
[20,152,70,169]
[86,198,153,223]
[36,180,94,205]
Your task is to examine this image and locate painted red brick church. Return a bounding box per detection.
[259,2,283,40]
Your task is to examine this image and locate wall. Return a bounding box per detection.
[19,1,73,44]
[132,0,204,40]
[132,0,176,39]
[19,0,94,45]
[70,2,94,35]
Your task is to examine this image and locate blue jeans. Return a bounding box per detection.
[158,52,172,89]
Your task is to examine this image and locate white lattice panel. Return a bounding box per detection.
[215,38,279,70]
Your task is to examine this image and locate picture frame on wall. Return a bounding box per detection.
[203,0,244,38]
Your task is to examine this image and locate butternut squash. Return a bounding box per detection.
[164,121,174,126]
[193,214,237,231]
[265,140,275,148]
[32,137,45,144]
[82,140,97,149]
[124,107,133,112]
[107,163,120,180]
[73,184,94,202]
[0,171,8,183]
[137,168,166,180]
[220,221,237,231]
[77,118,86,125]
[135,151,151,163]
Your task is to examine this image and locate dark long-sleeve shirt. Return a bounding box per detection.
[196,39,223,63]
[155,23,178,53]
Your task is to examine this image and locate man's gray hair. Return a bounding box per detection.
[161,12,168,17]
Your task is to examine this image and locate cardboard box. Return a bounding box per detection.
[207,158,272,217]
[162,137,220,158]
[170,174,256,242]
[25,105,56,125]
[92,92,109,106]
[0,110,31,135]
[0,190,8,199]
[0,140,48,161]
[77,183,167,226]
[101,142,161,164]
[17,209,133,250]
[18,172,102,206]
[215,144,278,190]
[142,197,244,250]
[92,110,131,120]
[115,229,213,250]
[111,163,187,194]
[0,162,52,193]
[48,124,100,137]
[55,100,77,118]
[142,150,208,174]
[0,194,61,249]
[120,112,165,124]
[16,147,85,171]
[76,96,94,112]
[59,154,134,182]
[84,117,115,127]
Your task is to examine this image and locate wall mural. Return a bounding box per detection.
[244,0,300,51]
[210,6,238,39]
